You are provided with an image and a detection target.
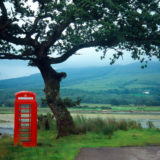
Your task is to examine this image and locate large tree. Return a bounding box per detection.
[0,0,160,138]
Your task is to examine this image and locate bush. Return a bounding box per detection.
[38,113,55,130]
[147,121,155,128]
[103,125,115,139]
[127,120,142,129]
[74,115,88,133]
[118,120,128,131]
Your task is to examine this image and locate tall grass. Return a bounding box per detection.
[37,113,56,130]
[37,114,155,139]
[74,115,142,138]
[146,121,155,128]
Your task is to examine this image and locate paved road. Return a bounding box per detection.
[75,146,160,160]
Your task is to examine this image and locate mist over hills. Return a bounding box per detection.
[0,62,160,90]
[0,62,160,106]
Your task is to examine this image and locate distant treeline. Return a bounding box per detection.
[61,89,160,106]
[1,88,160,107]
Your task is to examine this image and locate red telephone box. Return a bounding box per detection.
[14,91,37,147]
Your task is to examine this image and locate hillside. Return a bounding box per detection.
[0,62,160,106]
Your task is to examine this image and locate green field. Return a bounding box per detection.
[63,73,160,91]
[72,103,160,112]
[1,129,160,160]
[1,105,160,114]
[1,112,160,160]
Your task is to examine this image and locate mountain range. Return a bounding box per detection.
[0,62,160,90]
[0,62,160,106]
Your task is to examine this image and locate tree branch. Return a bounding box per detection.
[49,34,121,64]
[0,31,38,47]
[49,41,99,64]
[0,18,17,33]
[44,11,74,50]
[0,2,32,46]
[27,14,53,37]
[44,21,71,50]
[0,1,7,20]
[0,53,35,60]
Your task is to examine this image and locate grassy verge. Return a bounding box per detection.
[1,116,160,160]
[1,129,160,160]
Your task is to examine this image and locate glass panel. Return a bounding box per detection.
[18,104,33,143]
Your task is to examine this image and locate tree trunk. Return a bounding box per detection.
[37,60,76,138]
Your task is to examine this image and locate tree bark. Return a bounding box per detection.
[37,59,76,138]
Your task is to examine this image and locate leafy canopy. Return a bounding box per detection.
[0,0,160,66]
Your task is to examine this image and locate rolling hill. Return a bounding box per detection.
[0,62,160,106]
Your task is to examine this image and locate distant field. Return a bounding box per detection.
[1,104,160,114]
[70,103,160,112]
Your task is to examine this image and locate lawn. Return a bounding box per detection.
[1,129,160,160]
[1,114,160,160]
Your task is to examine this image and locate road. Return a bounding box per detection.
[75,146,160,160]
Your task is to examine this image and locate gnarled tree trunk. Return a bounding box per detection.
[37,60,76,138]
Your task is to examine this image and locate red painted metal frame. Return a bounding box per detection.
[14,91,37,147]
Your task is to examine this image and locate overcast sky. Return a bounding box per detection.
[0,48,138,80]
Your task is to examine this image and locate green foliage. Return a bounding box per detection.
[61,97,81,108]
[40,96,81,108]
[0,0,160,65]
[74,116,142,137]
[38,113,55,130]
[146,121,155,129]
[0,117,160,160]
[40,98,48,108]
[103,125,115,139]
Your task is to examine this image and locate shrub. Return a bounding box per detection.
[74,115,88,133]
[106,119,118,131]
[88,118,105,133]
[118,120,128,131]
[147,121,155,129]
[128,120,142,129]
[103,125,115,139]
[38,113,55,130]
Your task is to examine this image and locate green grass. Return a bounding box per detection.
[1,129,160,160]
[0,107,14,114]
[70,103,160,112]
[63,73,160,91]
[1,105,160,114]
[1,116,160,160]
[111,106,160,111]
[0,119,8,123]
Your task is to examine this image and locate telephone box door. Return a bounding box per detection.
[14,91,37,147]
